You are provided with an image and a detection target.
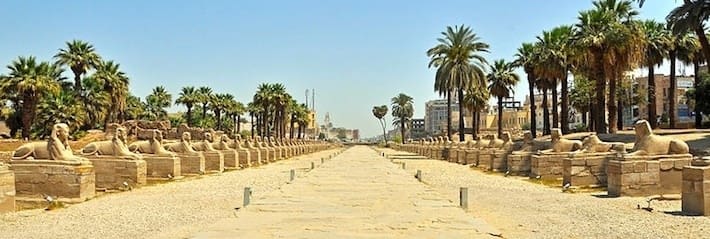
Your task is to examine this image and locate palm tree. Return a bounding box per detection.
[676,34,704,128]
[641,20,671,128]
[668,31,698,128]
[211,93,234,130]
[535,25,575,133]
[254,83,274,137]
[54,40,102,93]
[295,103,310,139]
[34,91,86,138]
[81,76,110,129]
[391,93,414,143]
[226,100,245,135]
[372,105,388,143]
[125,94,147,120]
[427,25,490,142]
[93,60,129,127]
[197,86,213,121]
[536,77,552,135]
[0,56,63,139]
[570,74,594,126]
[488,60,521,138]
[176,86,199,126]
[146,86,172,120]
[514,43,539,138]
[667,0,710,66]
[246,102,260,138]
[463,87,489,139]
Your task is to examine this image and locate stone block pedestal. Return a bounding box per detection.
[477,150,493,169]
[178,154,204,175]
[682,164,710,216]
[203,151,224,173]
[87,157,147,190]
[220,150,239,170]
[607,154,692,197]
[507,152,532,176]
[562,153,613,188]
[488,150,509,172]
[143,155,182,180]
[530,153,568,180]
[248,149,261,166]
[0,165,15,213]
[10,160,95,203]
[464,150,478,166]
[455,149,466,164]
[235,149,251,168]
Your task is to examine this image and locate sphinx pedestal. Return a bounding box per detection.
[10,160,95,206]
[455,149,466,164]
[248,149,262,166]
[476,150,494,169]
[607,154,692,197]
[445,148,457,163]
[562,153,613,188]
[203,151,224,173]
[259,149,270,164]
[487,150,509,172]
[177,154,205,175]
[219,150,239,170]
[464,149,478,165]
[507,152,532,176]
[530,153,568,180]
[86,157,147,190]
[682,164,710,216]
[0,165,15,213]
[143,155,182,180]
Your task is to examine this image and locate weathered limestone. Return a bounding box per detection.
[562,134,625,188]
[10,123,96,204]
[245,138,263,166]
[682,158,710,216]
[82,126,147,190]
[506,132,536,176]
[192,132,224,173]
[128,129,181,180]
[531,129,582,180]
[164,132,206,177]
[485,133,513,172]
[0,164,15,213]
[212,135,239,170]
[255,137,271,164]
[607,120,692,197]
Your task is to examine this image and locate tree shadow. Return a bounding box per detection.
[663,210,704,217]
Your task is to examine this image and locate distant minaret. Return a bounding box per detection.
[305,89,309,109]
[312,88,315,111]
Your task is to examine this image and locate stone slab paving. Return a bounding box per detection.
[192,146,499,238]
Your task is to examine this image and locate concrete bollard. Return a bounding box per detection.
[459,187,468,209]
[290,169,295,181]
[311,162,315,170]
[244,187,252,207]
[321,158,324,164]
[416,170,422,182]
[402,162,406,170]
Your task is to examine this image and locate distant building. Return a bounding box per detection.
[632,74,694,125]
[424,99,460,135]
[410,118,426,139]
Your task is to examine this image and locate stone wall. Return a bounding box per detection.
[10,160,95,203]
[682,165,710,215]
[530,153,567,180]
[0,166,15,213]
[87,157,147,190]
[143,156,181,179]
[562,153,613,188]
[507,153,532,176]
[607,155,691,197]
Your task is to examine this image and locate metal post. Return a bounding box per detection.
[416,170,422,182]
[244,187,252,207]
[290,169,295,181]
[459,187,468,209]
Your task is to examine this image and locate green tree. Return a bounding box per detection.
[641,20,671,128]
[211,93,234,130]
[667,0,710,66]
[391,93,414,144]
[54,40,102,93]
[686,73,710,126]
[197,86,213,122]
[427,25,489,141]
[34,91,86,138]
[534,25,574,133]
[463,86,489,139]
[570,74,594,126]
[672,32,701,128]
[487,60,520,138]
[146,86,172,120]
[514,42,539,138]
[125,94,148,120]
[372,105,388,143]
[81,75,110,129]
[93,60,129,127]
[176,86,199,126]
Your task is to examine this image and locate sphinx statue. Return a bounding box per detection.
[576,133,626,153]
[489,132,513,150]
[81,126,142,160]
[212,135,233,150]
[475,135,493,148]
[626,120,689,156]
[539,129,582,153]
[12,123,87,161]
[513,131,536,154]
[128,129,176,156]
[192,132,217,152]
[164,132,200,155]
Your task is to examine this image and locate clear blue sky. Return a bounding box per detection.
[0,0,680,138]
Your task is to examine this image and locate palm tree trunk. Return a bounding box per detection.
[648,65,658,129]
[669,51,677,129]
[594,50,607,134]
[250,114,255,138]
[290,114,295,139]
[617,94,624,130]
[528,72,537,138]
[471,108,477,140]
[186,106,193,127]
[582,110,587,125]
[551,79,559,130]
[401,118,405,144]
[475,111,480,137]
[380,119,388,143]
[457,88,465,142]
[446,91,452,139]
[73,73,82,93]
[560,73,569,134]
[690,11,710,66]
[608,76,618,134]
[216,111,222,130]
[588,102,595,131]
[237,115,241,133]
[201,104,208,119]
[497,96,503,138]
[542,87,550,135]
[21,94,35,140]
[695,60,702,128]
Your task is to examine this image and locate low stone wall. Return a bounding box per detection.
[10,160,95,203]
[507,152,532,176]
[607,154,692,197]
[0,166,15,213]
[562,152,614,188]
[143,155,181,180]
[87,157,147,190]
[530,153,568,180]
[0,152,12,164]
[203,151,224,173]
[178,154,205,175]
[682,164,710,215]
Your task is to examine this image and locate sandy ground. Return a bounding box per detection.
[192,146,499,238]
[0,148,341,239]
[379,147,710,239]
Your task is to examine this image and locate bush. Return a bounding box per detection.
[573,123,587,133]
[521,122,531,130]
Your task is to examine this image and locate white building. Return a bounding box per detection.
[424,99,460,135]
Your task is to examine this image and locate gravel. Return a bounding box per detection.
[0,149,341,239]
[380,147,710,239]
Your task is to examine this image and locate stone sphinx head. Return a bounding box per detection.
[220,134,230,143]
[203,132,214,143]
[550,128,562,141]
[634,120,652,139]
[182,132,192,143]
[501,132,511,143]
[153,129,164,142]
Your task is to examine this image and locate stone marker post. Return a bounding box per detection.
[311,162,315,170]
[290,169,295,181]
[460,187,468,209]
[416,170,422,182]
[243,187,252,207]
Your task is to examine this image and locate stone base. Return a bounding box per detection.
[236,149,251,168]
[607,154,692,197]
[220,150,239,170]
[10,160,95,203]
[488,150,509,172]
[477,150,493,169]
[248,149,262,166]
[259,149,270,164]
[455,149,466,164]
[0,165,15,213]
[178,154,205,175]
[562,153,613,188]
[530,153,568,180]
[507,152,532,176]
[143,155,182,180]
[86,157,147,190]
[203,151,224,173]
[464,150,478,165]
[682,165,710,216]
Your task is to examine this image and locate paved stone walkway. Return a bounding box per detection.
[193,146,498,238]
